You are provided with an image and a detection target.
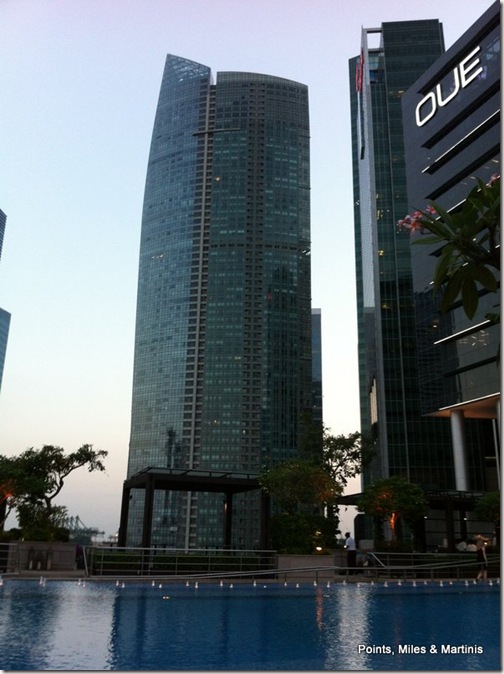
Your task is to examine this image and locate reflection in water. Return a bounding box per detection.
[107,585,326,670]
[0,580,499,670]
[48,583,115,669]
[323,585,371,670]
[0,581,115,670]
[0,582,56,669]
[107,585,239,670]
[107,589,149,668]
[315,587,324,631]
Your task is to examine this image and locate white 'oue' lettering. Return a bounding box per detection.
[415,46,483,127]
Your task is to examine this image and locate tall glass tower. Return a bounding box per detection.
[127,56,311,549]
[350,22,457,491]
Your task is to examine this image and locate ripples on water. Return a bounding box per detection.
[0,579,499,670]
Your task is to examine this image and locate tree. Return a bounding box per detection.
[397,175,500,322]
[260,428,373,514]
[0,444,107,540]
[259,458,342,554]
[322,429,375,490]
[259,459,341,515]
[357,476,428,547]
[267,512,337,555]
[474,491,500,548]
[0,455,33,528]
[259,460,340,552]
[259,428,373,552]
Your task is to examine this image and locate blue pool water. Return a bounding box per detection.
[0,579,500,670]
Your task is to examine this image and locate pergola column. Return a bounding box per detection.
[141,475,155,549]
[260,493,271,550]
[117,486,131,547]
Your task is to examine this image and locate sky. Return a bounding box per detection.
[0,0,494,540]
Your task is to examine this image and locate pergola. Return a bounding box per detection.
[338,489,488,551]
[117,467,268,549]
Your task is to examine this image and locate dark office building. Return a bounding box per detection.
[402,1,500,500]
[350,20,456,493]
[311,308,323,431]
[125,56,312,549]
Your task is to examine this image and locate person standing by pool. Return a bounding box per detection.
[475,535,489,581]
[344,532,357,575]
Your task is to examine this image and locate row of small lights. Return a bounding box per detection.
[0,576,497,589]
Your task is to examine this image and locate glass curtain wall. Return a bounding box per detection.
[127,57,311,549]
[351,23,456,490]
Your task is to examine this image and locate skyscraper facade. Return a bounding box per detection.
[350,21,457,491]
[402,1,500,495]
[311,308,323,431]
[126,56,312,549]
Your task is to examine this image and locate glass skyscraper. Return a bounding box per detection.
[350,22,457,491]
[126,56,311,549]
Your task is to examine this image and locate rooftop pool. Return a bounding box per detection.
[0,578,500,670]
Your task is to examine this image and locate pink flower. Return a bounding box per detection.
[397,213,421,232]
[397,205,436,234]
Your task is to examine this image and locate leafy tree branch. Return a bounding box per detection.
[0,444,107,540]
[397,175,500,321]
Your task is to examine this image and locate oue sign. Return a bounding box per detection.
[415,45,483,127]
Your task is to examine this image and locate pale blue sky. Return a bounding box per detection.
[0,0,493,538]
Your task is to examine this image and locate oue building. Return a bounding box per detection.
[402,1,500,540]
[348,2,500,551]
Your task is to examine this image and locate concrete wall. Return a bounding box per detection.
[5,542,77,572]
[276,554,338,580]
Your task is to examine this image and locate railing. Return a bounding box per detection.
[0,542,18,573]
[361,551,500,580]
[85,547,499,582]
[85,546,277,578]
[0,542,499,583]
